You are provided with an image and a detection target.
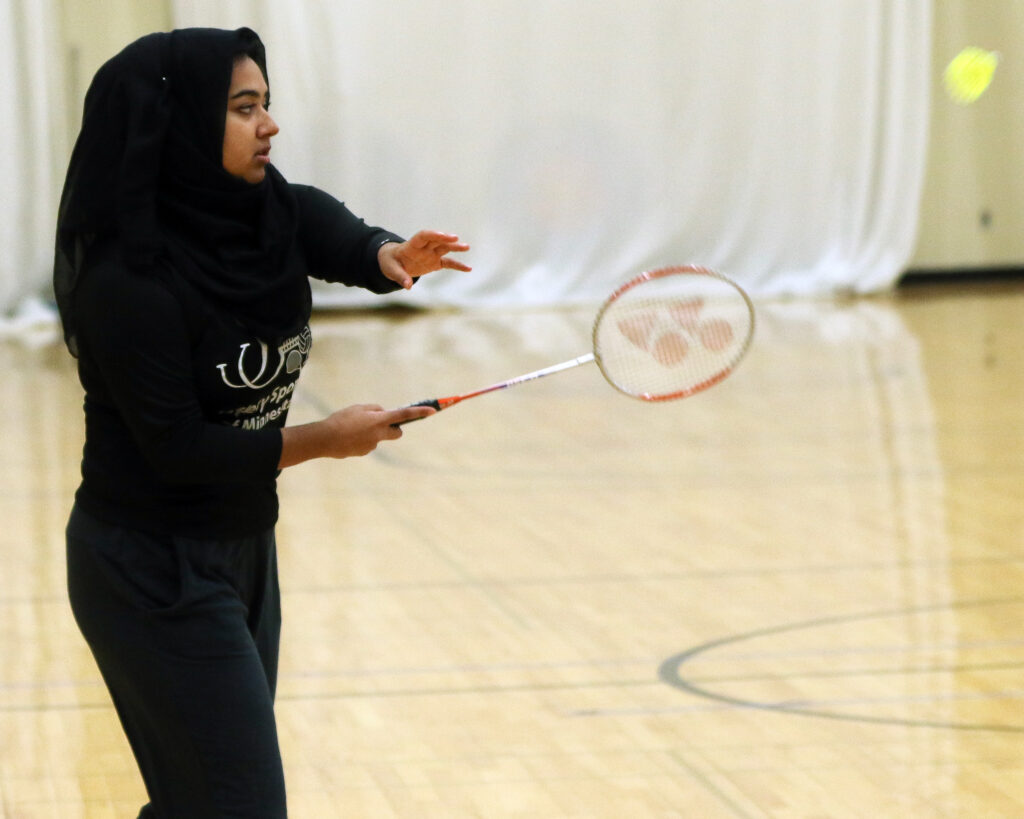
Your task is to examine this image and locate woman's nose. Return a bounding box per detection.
[260,112,279,138]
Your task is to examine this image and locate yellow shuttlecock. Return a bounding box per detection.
[944,47,1000,104]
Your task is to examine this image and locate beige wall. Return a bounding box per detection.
[59,0,171,134]
[910,1,1024,270]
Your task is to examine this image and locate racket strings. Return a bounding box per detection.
[593,270,753,400]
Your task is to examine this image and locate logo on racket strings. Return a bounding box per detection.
[616,298,734,367]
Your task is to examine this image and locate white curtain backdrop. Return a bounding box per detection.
[0,0,933,318]
[0,0,66,321]
[172,0,932,307]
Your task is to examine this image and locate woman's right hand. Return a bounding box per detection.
[278,403,435,468]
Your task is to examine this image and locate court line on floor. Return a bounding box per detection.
[659,595,1024,733]
[7,555,1023,605]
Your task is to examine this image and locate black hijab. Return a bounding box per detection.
[54,27,310,355]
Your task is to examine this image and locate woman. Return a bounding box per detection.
[55,27,469,818]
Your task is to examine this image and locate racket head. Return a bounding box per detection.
[592,265,754,401]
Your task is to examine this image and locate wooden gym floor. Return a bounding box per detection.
[2,280,1023,817]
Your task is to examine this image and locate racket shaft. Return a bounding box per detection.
[462,353,595,400]
[396,353,595,424]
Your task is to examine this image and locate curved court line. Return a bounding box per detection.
[659,595,1024,733]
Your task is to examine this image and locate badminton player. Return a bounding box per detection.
[55,27,469,818]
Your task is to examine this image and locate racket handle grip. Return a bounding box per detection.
[392,398,442,427]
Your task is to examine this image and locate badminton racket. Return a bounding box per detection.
[396,265,754,423]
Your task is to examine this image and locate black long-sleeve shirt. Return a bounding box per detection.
[73,185,403,538]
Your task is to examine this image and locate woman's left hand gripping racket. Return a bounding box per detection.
[395,265,754,424]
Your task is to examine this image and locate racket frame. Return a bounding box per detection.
[397,264,754,422]
[592,264,755,402]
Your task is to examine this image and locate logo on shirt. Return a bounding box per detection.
[216,327,312,390]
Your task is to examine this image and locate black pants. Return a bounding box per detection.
[66,504,287,818]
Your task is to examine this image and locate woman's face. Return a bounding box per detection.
[222,56,278,184]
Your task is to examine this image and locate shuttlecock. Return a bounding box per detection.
[944,47,1000,105]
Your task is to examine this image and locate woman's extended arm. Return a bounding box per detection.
[376,230,471,290]
[291,185,470,291]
